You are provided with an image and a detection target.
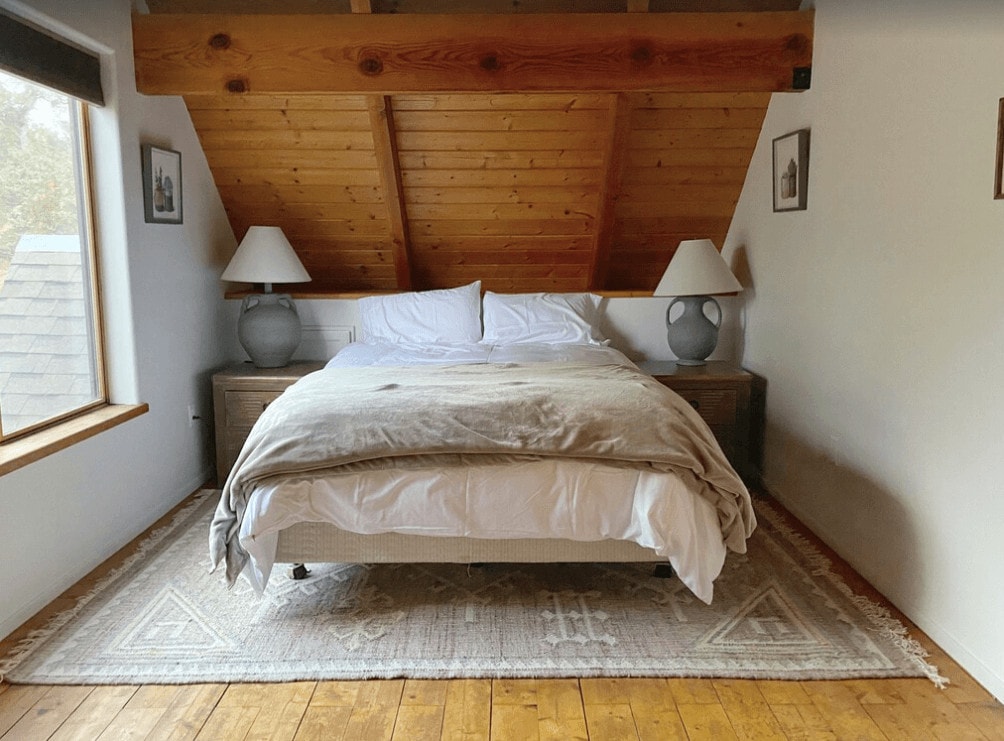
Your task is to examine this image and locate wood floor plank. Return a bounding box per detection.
[243,682,314,740]
[535,678,587,741]
[401,679,448,707]
[0,684,51,735]
[195,704,259,740]
[440,679,490,741]
[713,679,787,740]
[96,706,167,740]
[390,704,443,741]
[864,701,984,741]
[144,684,227,741]
[0,685,91,740]
[613,678,686,741]
[293,706,353,740]
[756,679,813,706]
[582,702,638,740]
[492,678,538,706]
[665,678,721,705]
[957,702,1004,741]
[49,685,138,741]
[801,682,889,741]
[580,677,633,706]
[862,678,987,741]
[123,685,184,709]
[841,679,903,705]
[631,703,687,741]
[491,703,540,741]
[676,702,740,741]
[769,703,839,741]
[310,680,362,707]
[341,680,404,741]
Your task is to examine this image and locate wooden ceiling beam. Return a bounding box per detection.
[589,93,633,291]
[367,95,413,290]
[351,0,413,290]
[133,11,813,95]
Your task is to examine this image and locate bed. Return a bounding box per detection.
[210,284,755,604]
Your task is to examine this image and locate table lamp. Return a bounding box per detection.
[653,239,742,366]
[221,226,311,368]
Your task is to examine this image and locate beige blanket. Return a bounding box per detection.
[210,362,755,585]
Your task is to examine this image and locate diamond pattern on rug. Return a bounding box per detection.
[108,586,238,656]
[697,582,828,651]
[0,491,945,685]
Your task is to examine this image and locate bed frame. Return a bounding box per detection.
[275,522,666,577]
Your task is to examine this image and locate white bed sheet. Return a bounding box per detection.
[240,457,726,603]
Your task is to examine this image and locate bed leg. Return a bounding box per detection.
[289,563,310,580]
[652,564,675,579]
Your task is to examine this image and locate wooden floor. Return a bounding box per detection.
[1,492,1002,740]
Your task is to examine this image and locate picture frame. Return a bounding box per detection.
[772,129,810,212]
[995,98,1004,199]
[141,144,183,224]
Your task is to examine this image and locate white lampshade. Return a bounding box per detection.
[221,226,311,287]
[653,239,741,297]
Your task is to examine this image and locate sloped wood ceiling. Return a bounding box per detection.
[134,2,811,295]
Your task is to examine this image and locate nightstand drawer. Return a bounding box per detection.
[213,362,325,485]
[673,389,737,425]
[224,390,283,427]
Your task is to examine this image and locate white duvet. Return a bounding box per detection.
[231,342,751,604]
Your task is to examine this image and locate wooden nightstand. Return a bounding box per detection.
[637,360,762,485]
[211,361,325,485]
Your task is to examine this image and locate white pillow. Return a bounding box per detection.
[358,281,482,344]
[481,291,606,345]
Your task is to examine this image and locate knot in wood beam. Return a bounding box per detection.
[479,54,502,72]
[630,44,653,67]
[359,56,384,76]
[208,32,231,50]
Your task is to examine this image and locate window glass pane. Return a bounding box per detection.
[0,69,102,438]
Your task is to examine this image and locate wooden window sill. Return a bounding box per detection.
[0,403,149,477]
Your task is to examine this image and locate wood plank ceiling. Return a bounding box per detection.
[135,0,810,295]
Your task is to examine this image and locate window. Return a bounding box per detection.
[0,12,105,443]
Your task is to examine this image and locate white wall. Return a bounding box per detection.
[0,0,237,640]
[725,0,1004,700]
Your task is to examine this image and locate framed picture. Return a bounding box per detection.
[995,98,1004,199]
[141,144,183,224]
[772,129,810,212]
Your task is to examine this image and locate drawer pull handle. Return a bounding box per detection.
[689,399,700,410]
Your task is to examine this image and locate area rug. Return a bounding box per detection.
[0,490,944,686]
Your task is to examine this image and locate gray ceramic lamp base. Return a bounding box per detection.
[237,293,302,368]
[666,295,721,366]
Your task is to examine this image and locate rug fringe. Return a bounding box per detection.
[755,500,950,689]
[0,490,215,683]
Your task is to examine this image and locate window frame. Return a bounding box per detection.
[0,80,108,443]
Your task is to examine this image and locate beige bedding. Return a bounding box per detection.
[210,361,755,587]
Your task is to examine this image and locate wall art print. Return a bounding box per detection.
[772,129,809,212]
[141,144,182,224]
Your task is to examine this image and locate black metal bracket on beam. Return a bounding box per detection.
[792,66,812,90]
